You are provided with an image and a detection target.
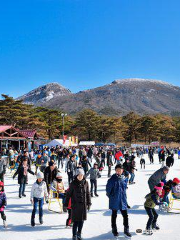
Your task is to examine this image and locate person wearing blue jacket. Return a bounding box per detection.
[106,164,131,238]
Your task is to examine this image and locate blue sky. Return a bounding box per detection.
[0,0,180,97]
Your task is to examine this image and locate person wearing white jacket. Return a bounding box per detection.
[30,172,48,227]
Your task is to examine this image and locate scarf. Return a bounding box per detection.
[23,164,28,176]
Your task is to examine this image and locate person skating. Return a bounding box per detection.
[0,181,7,228]
[13,157,35,198]
[65,188,72,228]
[106,164,131,238]
[66,155,76,185]
[166,154,174,168]
[30,172,48,227]
[44,161,59,193]
[0,155,6,183]
[64,168,91,240]
[140,158,145,169]
[144,183,167,235]
[50,172,67,212]
[86,162,101,197]
[107,151,113,178]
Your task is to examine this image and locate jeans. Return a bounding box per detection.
[73,221,84,236]
[19,183,26,196]
[145,207,158,229]
[32,197,44,219]
[129,173,135,183]
[90,179,97,194]
[111,209,129,229]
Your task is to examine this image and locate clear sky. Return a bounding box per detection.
[0,0,180,98]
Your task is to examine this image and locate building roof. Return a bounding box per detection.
[19,129,37,138]
[0,125,13,133]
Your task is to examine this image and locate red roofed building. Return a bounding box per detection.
[0,125,40,150]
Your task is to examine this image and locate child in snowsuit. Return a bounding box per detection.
[0,181,7,228]
[140,158,145,169]
[30,172,48,227]
[160,178,180,206]
[144,182,167,235]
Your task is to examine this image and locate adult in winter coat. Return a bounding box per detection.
[30,172,48,227]
[0,155,6,183]
[148,166,169,192]
[79,156,91,175]
[86,163,101,197]
[66,155,76,185]
[64,168,91,240]
[106,164,131,238]
[166,154,174,168]
[44,161,59,193]
[107,151,113,177]
[13,157,35,198]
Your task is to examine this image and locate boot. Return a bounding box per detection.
[39,216,43,225]
[152,223,160,230]
[31,217,35,227]
[124,227,131,238]
[145,228,153,235]
[77,232,83,240]
[3,220,7,228]
[112,227,119,237]
[94,193,99,197]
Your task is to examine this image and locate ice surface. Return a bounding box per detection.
[1,154,180,240]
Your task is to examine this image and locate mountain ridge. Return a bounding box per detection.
[17,79,180,116]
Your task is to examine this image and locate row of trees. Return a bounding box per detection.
[0,94,180,143]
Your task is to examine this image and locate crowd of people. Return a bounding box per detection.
[0,144,180,239]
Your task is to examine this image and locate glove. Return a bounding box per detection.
[46,199,49,204]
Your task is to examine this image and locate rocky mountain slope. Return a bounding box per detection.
[18,79,180,115]
[17,82,72,104]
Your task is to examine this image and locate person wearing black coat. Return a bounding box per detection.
[166,154,174,168]
[66,155,76,185]
[64,168,91,240]
[13,157,34,198]
[107,151,113,177]
[79,156,91,175]
[44,161,59,193]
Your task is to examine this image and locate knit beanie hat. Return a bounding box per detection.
[76,168,85,176]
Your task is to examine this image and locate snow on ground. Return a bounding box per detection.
[1,154,180,240]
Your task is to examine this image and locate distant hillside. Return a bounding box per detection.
[17,79,180,116]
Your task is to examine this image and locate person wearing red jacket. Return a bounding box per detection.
[66,189,72,228]
[115,150,123,164]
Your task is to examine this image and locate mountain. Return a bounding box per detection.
[18,79,180,115]
[17,82,72,104]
